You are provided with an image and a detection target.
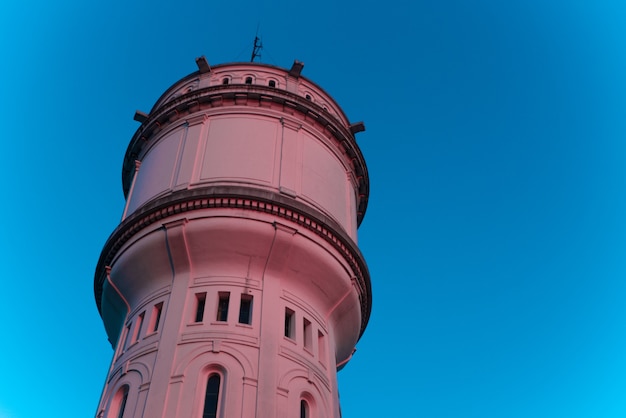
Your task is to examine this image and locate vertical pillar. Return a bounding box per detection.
[142,219,191,418]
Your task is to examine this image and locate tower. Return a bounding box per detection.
[93,57,371,418]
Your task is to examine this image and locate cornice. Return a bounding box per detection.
[94,186,372,338]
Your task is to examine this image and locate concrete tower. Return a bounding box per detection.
[94,57,371,418]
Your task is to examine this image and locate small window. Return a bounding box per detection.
[132,312,145,343]
[245,76,253,84]
[203,374,221,418]
[300,399,309,418]
[195,293,207,323]
[150,302,163,333]
[305,94,312,101]
[216,292,230,322]
[123,323,132,351]
[268,80,276,88]
[303,318,312,350]
[222,77,229,85]
[238,294,253,325]
[318,331,326,364]
[284,308,295,339]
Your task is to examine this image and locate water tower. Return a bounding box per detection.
[94,57,371,418]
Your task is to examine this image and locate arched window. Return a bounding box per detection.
[117,391,128,418]
[203,374,221,418]
[300,399,309,418]
[268,80,276,88]
[222,77,229,85]
[108,385,129,418]
[245,76,253,84]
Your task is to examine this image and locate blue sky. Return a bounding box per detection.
[2,0,626,417]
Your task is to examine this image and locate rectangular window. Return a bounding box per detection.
[123,323,132,351]
[303,318,312,350]
[216,292,230,322]
[150,302,163,333]
[318,331,326,364]
[132,312,145,343]
[195,293,207,323]
[284,308,295,339]
[238,294,253,325]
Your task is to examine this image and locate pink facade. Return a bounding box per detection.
[94,58,371,418]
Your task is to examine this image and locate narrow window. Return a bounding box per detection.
[195,293,206,323]
[109,386,128,418]
[300,399,309,418]
[303,318,312,350]
[117,391,128,418]
[268,80,276,88]
[284,308,295,339]
[203,374,221,418]
[132,312,144,343]
[238,294,253,325]
[123,323,132,351]
[150,302,163,333]
[318,331,326,364]
[245,76,253,84]
[222,77,229,85]
[216,292,230,322]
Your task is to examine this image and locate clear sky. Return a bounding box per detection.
[2,0,626,417]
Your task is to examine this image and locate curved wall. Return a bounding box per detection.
[125,112,357,237]
[94,60,371,418]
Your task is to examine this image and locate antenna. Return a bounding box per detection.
[250,27,263,62]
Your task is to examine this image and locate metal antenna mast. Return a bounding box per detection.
[250,31,263,62]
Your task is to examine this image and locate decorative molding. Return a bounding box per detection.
[276,347,331,392]
[180,331,258,347]
[191,276,262,289]
[94,186,371,338]
[170,374,185,384]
